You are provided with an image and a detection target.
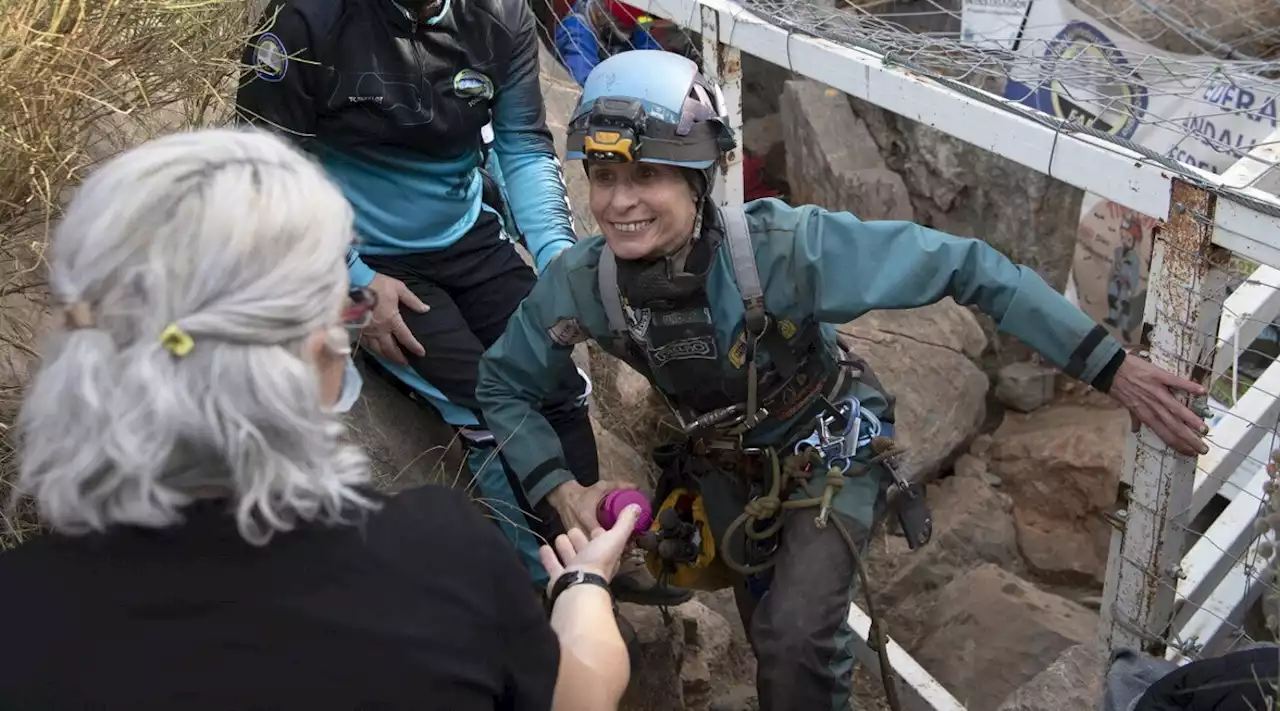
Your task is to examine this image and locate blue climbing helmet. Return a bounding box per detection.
[566,50,737,172]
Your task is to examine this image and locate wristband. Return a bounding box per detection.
[548,569,611,609]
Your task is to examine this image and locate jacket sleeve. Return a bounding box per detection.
[493,0,578,274]
[476,255,587,506]
[784,204,1126,391]
[234,4,375,288]
[555,13,601,86]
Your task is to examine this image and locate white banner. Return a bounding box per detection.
[960,0,1032,50]
[997,0,1279,343]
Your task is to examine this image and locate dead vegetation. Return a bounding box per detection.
[0,0,254,548]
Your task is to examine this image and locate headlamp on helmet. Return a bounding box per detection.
[566,50,737,170]
[582,98,646,164]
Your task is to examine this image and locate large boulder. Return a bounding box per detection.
[592,415,658,495]
[909,564,1099,711]
[342,358,462,492]
[867,473,1023,648]
[845,93,1083,292]
[990,403,1129,586]
[584,342,683,457]
[837,298,990,483]
[539,46,596,236]
[781,78,913,222]
[996,643,1108,711]
[620,597,756,711]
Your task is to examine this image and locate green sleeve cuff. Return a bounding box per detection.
[524,466,575,508]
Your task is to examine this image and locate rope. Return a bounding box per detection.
[716,436,909,711]
[717,438,900,574]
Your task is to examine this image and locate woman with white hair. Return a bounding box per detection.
[0,128,632,711]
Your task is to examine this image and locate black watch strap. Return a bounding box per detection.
[549,569,612,608]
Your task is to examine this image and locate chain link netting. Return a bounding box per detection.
[706,0,1280,202]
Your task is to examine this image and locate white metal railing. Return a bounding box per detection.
[550,0,1280,704]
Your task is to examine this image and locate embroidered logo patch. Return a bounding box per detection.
[727,319,799,369]
[649,336,716,366]
[253,32,288,82]
[548,318,589,347]
[452,69,495,105]
[623,304,651,343]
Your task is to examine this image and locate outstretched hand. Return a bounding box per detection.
[538,504,643,598]
[1107,355,1210,457]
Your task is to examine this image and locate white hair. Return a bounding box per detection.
[16,127,376,545]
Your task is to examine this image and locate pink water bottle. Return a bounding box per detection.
[597,489,653,535]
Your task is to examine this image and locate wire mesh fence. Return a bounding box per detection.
[664,0,1280,205]
[1098,182,1280,661]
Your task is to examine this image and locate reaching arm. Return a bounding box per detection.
[476,254,586,506]
[493,0,578,274]
[783,203,1125,391]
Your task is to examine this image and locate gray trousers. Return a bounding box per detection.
[733,468,888,711]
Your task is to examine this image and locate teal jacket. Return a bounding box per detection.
[476,198,1124,506]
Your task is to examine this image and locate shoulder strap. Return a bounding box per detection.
[721,206,805,383]
[719,207,768,336]
[597,246,628,336]
[720,206,770,428]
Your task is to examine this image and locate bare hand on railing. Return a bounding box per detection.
[1108,355,1210,457]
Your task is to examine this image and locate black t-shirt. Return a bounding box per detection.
[0,485,559,710]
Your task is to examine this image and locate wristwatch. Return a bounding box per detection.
[549,569,612,608]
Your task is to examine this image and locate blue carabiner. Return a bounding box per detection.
[793,429,823,456]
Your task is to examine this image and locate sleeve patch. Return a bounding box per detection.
[548,317,589,347]
[253,32,289,82]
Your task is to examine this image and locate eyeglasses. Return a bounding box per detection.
[343,287,377,331]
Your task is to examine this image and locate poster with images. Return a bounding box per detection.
[1073,197,1157,342]
[959,0,1032,50]
[996,0,1278,344]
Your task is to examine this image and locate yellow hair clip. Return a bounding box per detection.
[159,323,194,357]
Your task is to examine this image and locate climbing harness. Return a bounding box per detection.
[600,205,926,709]
[632,395,931,711]
[714,396,925,576]
[598,205,838,438]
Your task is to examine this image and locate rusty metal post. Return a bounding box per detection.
[1099,179,1228,656]
[698,6,744,210]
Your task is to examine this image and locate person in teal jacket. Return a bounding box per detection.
[476,50,1210,710]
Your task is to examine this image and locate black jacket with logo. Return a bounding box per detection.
[235,0,577,281]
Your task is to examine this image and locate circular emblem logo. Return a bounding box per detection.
[1042,21,1147,141]
[253,32,288,83]
[452,69,494,102]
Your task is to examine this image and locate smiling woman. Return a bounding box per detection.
[475,49,1213,711]
[587,161,701,260]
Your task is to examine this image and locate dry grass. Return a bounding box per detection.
[0,0,256,549]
